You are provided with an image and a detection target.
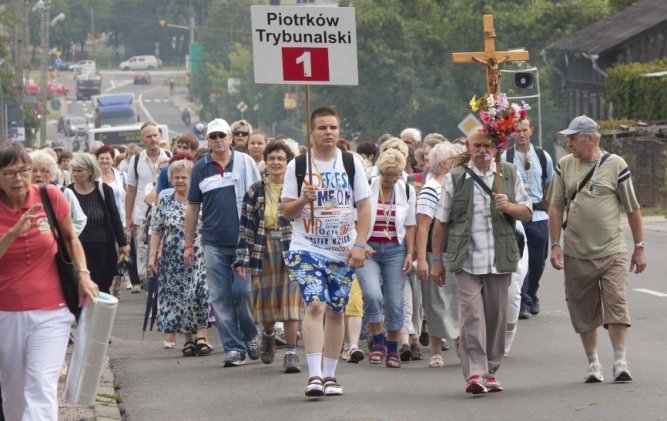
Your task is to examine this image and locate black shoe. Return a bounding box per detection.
[530,302,540,315]
[441,339,450,351]
[518,308,530,320]
[399,344,412,361]
[419,332,430,347]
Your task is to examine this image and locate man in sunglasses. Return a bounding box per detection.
[504,116,554,320]
[230,119,253,151]
[184,118,261,368]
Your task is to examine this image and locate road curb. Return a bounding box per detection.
[58,355,122,421]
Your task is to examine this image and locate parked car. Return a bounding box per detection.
[69,60,96,74]
[119,55,160,71]
[64,116,88,137]
[23,79,40,96]
[133,72,151,85]
[47,79,69,96]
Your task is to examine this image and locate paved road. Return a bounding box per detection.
[47,69,190,146]
[107,221,667,421]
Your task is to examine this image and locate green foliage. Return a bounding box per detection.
[12,0,641,150]
[608,0,643,13]
[606,58,667,121]
[21,103,39,147]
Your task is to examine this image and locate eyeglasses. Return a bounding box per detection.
[472,143,493,149]
[267,156,287,162]
[2,167,32,179]
[233,131,249,137]
[32,169,51,175]
[208,132,227,141]
[380,172,401,181]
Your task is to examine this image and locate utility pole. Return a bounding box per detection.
[91,5,95,59]
[34,0,64,147]
[38,1,51,146]
[14,0,25,104]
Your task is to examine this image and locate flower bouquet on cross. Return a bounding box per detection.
[469,92,531,191]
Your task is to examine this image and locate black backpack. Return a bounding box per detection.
[295,152,411,200]
[506,146,547,187]
[133,150,172,181]
[295,151,356,196]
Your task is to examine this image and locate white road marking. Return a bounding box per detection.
[106,80,132,93]
[634,288,667,298]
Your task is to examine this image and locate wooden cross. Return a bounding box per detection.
[452,15,529,95]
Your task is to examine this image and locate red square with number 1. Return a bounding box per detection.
[282,47,330,82]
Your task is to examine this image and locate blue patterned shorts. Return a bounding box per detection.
[287,250,354,313]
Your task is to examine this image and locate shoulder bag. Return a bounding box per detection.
[463,166,525,257]
[39,185,81,317]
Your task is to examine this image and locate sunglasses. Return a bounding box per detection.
[472,143,493,149]
[233,130,249,137]
[208,132,227,140]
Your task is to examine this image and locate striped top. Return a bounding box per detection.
[369,198,397,243]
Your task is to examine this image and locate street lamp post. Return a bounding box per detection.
[34,0,64,147]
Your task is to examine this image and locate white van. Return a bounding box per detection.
[119,55,160,71]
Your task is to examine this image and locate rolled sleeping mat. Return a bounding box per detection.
[64,292,119,405]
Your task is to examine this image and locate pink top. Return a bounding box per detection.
[0,184,70,311]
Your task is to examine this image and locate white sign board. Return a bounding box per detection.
[458,113,482,136]
[251,6,358,85]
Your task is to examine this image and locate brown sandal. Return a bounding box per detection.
[195,337,212,356]
[182,341,196,357]
[305,376,324,397]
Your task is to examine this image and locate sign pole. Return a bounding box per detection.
[305,84,314,223]
[250,4,358,227]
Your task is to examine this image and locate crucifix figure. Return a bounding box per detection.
[451,15,529,95]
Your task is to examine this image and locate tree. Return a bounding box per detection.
[188,0,624,151]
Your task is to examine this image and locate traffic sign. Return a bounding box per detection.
[458,113,482,136]
[237,101,248,112]
[55,58,62,66]
[251,6,358,85]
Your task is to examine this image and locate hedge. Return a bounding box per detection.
[606,58,667,121]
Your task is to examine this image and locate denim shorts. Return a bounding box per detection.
[287,250,354,313]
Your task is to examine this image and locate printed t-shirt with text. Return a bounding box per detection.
[282,150,370,262]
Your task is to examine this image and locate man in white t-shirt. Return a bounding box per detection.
[282,107,371,398]
[124,122,171,292]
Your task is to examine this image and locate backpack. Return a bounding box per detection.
[506,146,547,187]
[133,150,171,181]
[296,151,356,196]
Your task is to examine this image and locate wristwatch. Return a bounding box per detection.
[635,241,645,249]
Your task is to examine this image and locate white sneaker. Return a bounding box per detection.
[340,344,351,361]
[613,360,633,382]
[125,280,132,289]
[348,347,365,363]
[585,363,604,383]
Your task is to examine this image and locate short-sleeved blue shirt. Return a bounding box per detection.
[188,153,242,247]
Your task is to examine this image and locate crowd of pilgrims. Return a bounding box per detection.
[34,122,526,371]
